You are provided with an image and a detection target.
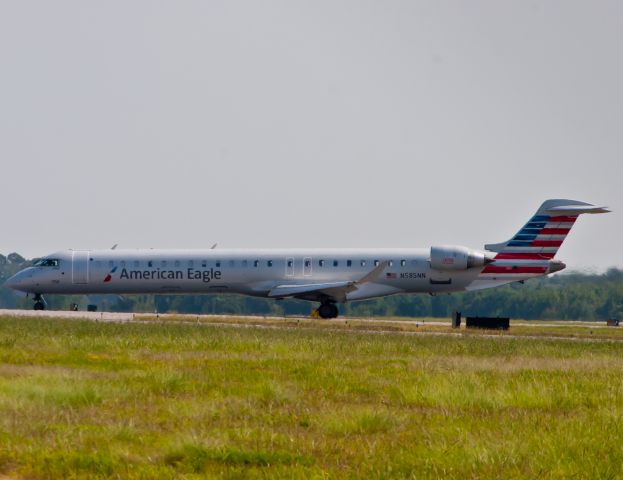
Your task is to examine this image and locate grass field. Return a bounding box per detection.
[0,315,622,479]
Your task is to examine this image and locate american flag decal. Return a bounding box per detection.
[484,212,579,276]
[386,272,397,279]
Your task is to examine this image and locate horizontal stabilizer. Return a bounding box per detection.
[544,205,610,215]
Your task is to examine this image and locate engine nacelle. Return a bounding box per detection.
[430,245,489,271]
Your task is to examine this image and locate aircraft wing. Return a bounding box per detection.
[268,281,355,301]
[268,261,390,302]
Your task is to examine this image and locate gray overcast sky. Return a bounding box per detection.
[0,1,620,271]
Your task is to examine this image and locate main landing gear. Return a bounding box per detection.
[33,293,46,311]
[317,301,339,319]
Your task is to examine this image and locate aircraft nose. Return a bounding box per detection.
[4,273,21,289]
[4,270,33,292]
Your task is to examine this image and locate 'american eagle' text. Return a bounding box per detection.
[119,268,221,283]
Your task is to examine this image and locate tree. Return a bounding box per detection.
[7,253,25,264]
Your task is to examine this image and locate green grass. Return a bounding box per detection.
[1,316,623,478]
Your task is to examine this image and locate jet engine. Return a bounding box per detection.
[430,245,491,271]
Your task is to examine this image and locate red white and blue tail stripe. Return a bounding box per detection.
[479,199,609,279]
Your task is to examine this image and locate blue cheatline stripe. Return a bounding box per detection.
[513,235,537,241]
[526,222,547,229]
[508,240,535,247]
[532,215,550,222]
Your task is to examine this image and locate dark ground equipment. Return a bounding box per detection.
[451,311,462,328]
[465,316,510,330]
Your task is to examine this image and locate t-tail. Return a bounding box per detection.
[481,199,610,278]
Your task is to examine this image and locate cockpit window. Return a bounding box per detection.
[34,258,59,267]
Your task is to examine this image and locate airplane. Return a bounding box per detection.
[4,199,610,318]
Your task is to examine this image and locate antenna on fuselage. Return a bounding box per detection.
[111,244,118,250]
[210,243,217,249]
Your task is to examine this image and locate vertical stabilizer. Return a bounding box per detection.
[485,199,610,260]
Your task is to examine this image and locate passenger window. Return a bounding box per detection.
[401,260,406,267]
[361,260,366,267]
[374,260,380,267]
[304,259,311,267]
[201,260,207,268]
[347,260,352,267]
[254,260,259,267]
[287,260,293,267]
[333,260,339,267]
[267,260,273,267]
[319,260,325,267]
[388,260,393,267]
[148,261,153,268]
[216,261,221,268]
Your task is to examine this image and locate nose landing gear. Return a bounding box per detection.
[32,293,46,311]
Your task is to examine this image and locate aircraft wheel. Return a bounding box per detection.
[318,303,339,319]
[33,301,45,311]
[318,303,334,319]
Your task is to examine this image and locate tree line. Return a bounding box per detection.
[1,253,622,320]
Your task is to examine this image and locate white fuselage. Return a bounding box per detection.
[6,248,494,302]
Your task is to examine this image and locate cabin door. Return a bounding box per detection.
[72,250,90,284]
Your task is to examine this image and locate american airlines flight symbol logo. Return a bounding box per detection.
[104,266,118,283]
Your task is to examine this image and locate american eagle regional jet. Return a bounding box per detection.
[5,199,609,318]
